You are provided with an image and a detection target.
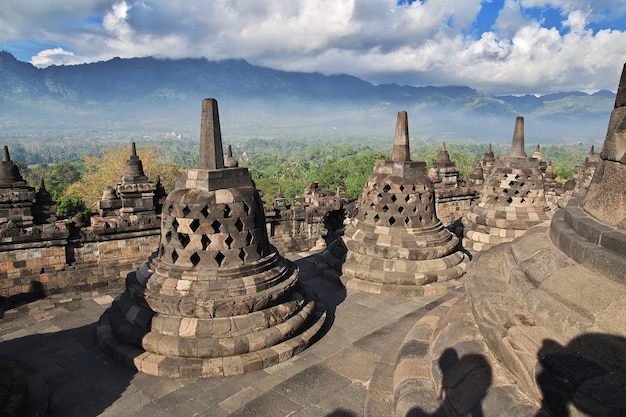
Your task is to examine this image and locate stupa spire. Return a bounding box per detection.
[392,111,410,162]
[199,98,224,170]
[510,116,526,157]
[615,62,626,109]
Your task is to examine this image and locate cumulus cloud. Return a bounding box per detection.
[2,0,626,94]
[30,47,89,67]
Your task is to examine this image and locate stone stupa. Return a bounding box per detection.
[321,111,466,297]
[464,63,626,416]
[462,117,551,252]
[98,99,326,378]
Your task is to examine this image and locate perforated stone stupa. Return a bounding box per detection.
[463,63,626,416]
[98,99,326,378]
[322,111,466,296]
[462,117,551,252]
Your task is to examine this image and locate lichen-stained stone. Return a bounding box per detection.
[462,117,551,252]
[98,99,326,377]
[463,63,626,417]
[323,111,466,297]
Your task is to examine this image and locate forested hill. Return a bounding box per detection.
[0,51,616,142]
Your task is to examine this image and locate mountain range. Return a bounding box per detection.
[0,51,615,143]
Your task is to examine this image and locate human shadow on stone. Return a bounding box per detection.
[0,323,136,416]
[0,280,46,319]
[535,334,626,417]
[407,348,492,417]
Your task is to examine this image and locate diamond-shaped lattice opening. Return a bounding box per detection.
[165,230,172,243]
[520,198,526,204]
[370,202,375,208]
[224,205,231,217]
[239,249,246,262]
[182,205,190,217]
[507,197,513,204]
[373,214,380,223]
[211,220,221,233]
[159,245,165,257]
[389,216,396,225]
[377,193,383,200]
[171,219,179,231]
[246,231,253,245]
[391,194,397,203]
[235,218,244,232]
[405,195,411,203]
[419,214,423,223]
[215,252,225,267]
[398,206,404,213]
[243,202,250,215]
[189,219,200,233]
[519,182,525,188]
[190,252,201,267]
[225,235,234,249]
[404,217,410,226]
[383,184,391,193]
[200,205,210,218]
[413,206,418,213]
[399,185,405,192]
[503,189,509,194]
[171,249,179,264]
[382,204,389,212]
[201,235,211,250]
[178,233,190,248]
[514,174,520,180]
[514,190,520,195]
[508,181,515,187]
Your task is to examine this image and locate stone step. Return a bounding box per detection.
[394,292,541,417]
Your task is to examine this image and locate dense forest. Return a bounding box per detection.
[8,136,597,219]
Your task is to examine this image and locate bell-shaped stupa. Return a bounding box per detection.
[98,99,326,378]
[322,111,466,296]
[461,63,626,416]
[462,117,551,252]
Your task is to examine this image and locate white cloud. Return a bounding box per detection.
[30,47,88,67]
[2,0,626,94]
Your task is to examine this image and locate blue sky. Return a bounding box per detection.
[1,0,626,94]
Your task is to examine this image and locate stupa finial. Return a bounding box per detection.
[615,62,626,109]
[510,116,526,157]
[392,111,410,162]
[199,98,224,170]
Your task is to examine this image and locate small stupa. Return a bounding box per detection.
[322,111,466,296]
[0,146,35,230]
[461,117,551,252]
[98,99,326,378]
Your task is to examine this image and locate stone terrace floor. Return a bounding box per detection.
[0,250,461,417]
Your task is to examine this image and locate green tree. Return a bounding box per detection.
[65,145,179,211]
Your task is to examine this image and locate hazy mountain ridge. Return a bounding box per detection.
[0,51,615,142]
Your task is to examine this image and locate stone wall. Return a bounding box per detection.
[0,228,160,298]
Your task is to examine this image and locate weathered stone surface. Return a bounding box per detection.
[324,111,466,296]
[463,64,626,417]
[98,99,326,377]
[462,117,551,252]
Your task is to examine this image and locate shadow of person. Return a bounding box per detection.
[535,334,626,417]
[0,280,47,319]
[408,348,492,417]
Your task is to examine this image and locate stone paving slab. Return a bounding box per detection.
[0,251,449,417]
